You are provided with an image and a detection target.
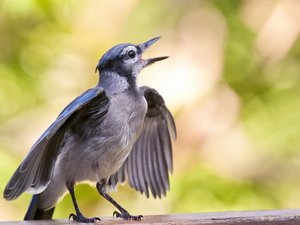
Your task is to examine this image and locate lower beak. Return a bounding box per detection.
[142,56,169,68]
[139,37,169,68]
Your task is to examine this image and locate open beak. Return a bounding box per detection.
[139,37,169,68]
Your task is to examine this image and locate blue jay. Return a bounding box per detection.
[3,37,176,222]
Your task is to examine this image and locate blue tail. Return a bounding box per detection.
[24,194,55,220]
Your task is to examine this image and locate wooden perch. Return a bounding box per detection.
[1,209,300,225]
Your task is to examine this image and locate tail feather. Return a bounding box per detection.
[24,195,55,220]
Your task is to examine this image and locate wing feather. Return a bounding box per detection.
[108,86,176,198]
[4,87,109,200]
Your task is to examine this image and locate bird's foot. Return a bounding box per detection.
[113,210,143,221]
[69,213,101,223]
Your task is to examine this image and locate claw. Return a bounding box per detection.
[112,210,143,221]
[113,211,120,218]
[135,215,143,221]
[69,213,76,220]
[68,213,101,223]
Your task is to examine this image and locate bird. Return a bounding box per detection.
[3,37,176,223]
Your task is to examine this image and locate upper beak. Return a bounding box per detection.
[139,36,169,68]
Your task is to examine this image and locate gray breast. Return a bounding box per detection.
[96,91,147,176]
[56,90,147,183]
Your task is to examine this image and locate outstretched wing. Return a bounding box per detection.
[4,87,109,200]
[108,86,176,198]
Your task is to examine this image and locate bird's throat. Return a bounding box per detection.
[98,71,138,94]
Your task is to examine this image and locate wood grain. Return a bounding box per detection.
[1,209,300,225]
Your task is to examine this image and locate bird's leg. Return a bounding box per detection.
[96,181,143,220]
[66,181,101,223]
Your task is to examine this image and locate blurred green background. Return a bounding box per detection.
[1,0,300,221]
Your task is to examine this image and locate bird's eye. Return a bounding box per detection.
[127,50,136,59]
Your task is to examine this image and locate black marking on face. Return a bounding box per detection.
[97,44,142,90]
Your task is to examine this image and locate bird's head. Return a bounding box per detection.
[96,37,168,76]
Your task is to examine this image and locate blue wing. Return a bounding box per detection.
[32,87,103,148]
[4,87,109,200]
